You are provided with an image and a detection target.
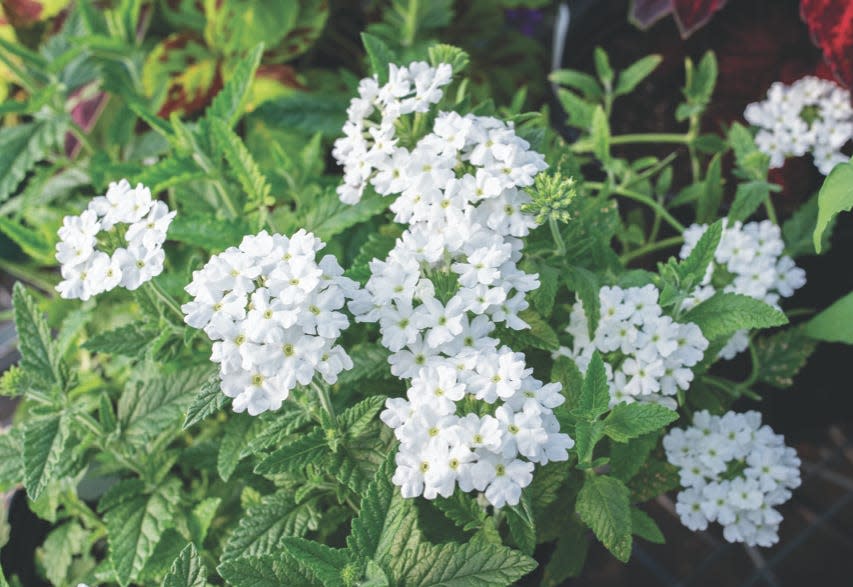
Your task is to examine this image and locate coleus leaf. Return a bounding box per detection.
[629,0,729,38]
[801,0,853,87]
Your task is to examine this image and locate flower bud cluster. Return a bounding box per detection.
[55,180,175,300]
[664,410,801,547]
[336,70,572,507]
[333,61,453,204]
[558,285,708,409]
[181,230,359,415]
[679,219,806,359]
[744,76,853,175]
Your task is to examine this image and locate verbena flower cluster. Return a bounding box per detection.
[664,410,801,547]
[558,285,708,409]
[335,63,573,508]
[55,179,175,300]
[679,219,806,359]
[744,76,853,175]
[181,230,359,415]
[333,61,453,204]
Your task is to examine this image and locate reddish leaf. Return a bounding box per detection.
[672,0,729,37]
[801,0,853,87]
[629,0,674,30]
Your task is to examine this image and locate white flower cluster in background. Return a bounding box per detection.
[335,70,572,507]
[557,285,708,409]
[333,61,453,204]
[664,410,801,547]
[679,219,806,359]
[182,230,359,416]
[55,180,175,300]
[744,76,853,175]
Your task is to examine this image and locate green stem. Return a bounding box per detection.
[68,121,96,155]
[147,279,184,321]
[587,182,686,233]
[549,217,567,257]
[764,198,778,225]
[620,235,685,264]
[311,380,336,423]
[609,133,691,146]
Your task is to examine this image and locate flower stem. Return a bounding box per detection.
[609,133,691,146]
[586,182,686,233]
[147,278,184,321]
[311,379,336,423]
[620,235,685,264]
[549,217,567,257]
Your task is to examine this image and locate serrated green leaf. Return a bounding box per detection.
[507,493,536,555]
[576,474,632,562]
[682,292,787,341]
[23,413,69,501]
[210,118,272,208]
[0,216,54,264]
[542,518,588,585]
[183,375,228,429]
[614,54,661,96]
[254,429,328,475]
[218,414,254,481]
[495,309,560,351]
[280,537,350,586]
[204,43,264,127]
[631,507,664,544]
[805,290,853,344]
[337,344,392,385]
[564,266,600,337]
[83,321,158,358]
[551,356,584,409]
[361,33,395,84]
[12,283,64,388]
[670,218,722,288]
[217,552,315,587]
[433,493,487,532]
[728,181,770,222]
[222,492,317,561]
[119,365,215,446]
[162,543,207,587]
[610,433,659,482]
[188,497,221,546]
[697,153,723,223]
[340,395,387,438]
[252,93,350,137]
[754,327,817,387]
[593,47,613,86]
[575,352,610,420]
[134,156,204,193]
[0,120,63,204]
[401,541,537,587]
[603,403,678,442]
[298,188,389,241]
[814,158,853,252]
[345,232,399,284]
[0,431,23,491]
[105,479,180,587]
[574,420,605,465]
[557,89,595,129]
[169,214,250,252]
[531,263,559,317]
[628,459,680,502]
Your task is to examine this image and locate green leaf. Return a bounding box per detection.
[427,43,470,74]
[0,120,62,204]
[252,93,350,136]
[37,521,87,586]
[119,365,214,446]
[337,343,392,385]
[548,69,602,99]
[12,283,64,387]
[754,327,817,387]
[690,51,717,106]
[507,493,537,555]
[83,321,159,358]
[495,309,560,352]
[162,543,207,587]
[783,192,833,257]
[183,375,228,429]
[627,459,680,502]
[297,188,389,241]
[254,430,328,475]
[729,181,771,223]
[222,492,318,560]
[542,519,589,585]
[134,156,205,193]
[593,47,613,86]
[575,474,632,562]
[575,352,610,420]
[23,413,69,501]
[105,480,180,587]
[574,420,605,465]
[169,214,249,252]
[280,537,350,586]
[631,507,664,544]
[603,403,678,442]
[697,153,723,223]
[217,552,316,587]
[557,89,595,129]
[530,262,559,317]
[805,290,853,344]
[204,43,264,127]
[0,217,54,263]
[433,493,487,532]
[188,497,222,546]
[401,541,537,587]
[339,395,388,438]
[0,431,23,491]
[814,157,853,252]
[614,54,661,96]
[609,433,659,482]
[210,118,272,208]
[590,105,610,164]
[218,414,254,481]
[361,32,395,84]
[564,266,600,337]
[671,218,722,287]
[682,292,788,342]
